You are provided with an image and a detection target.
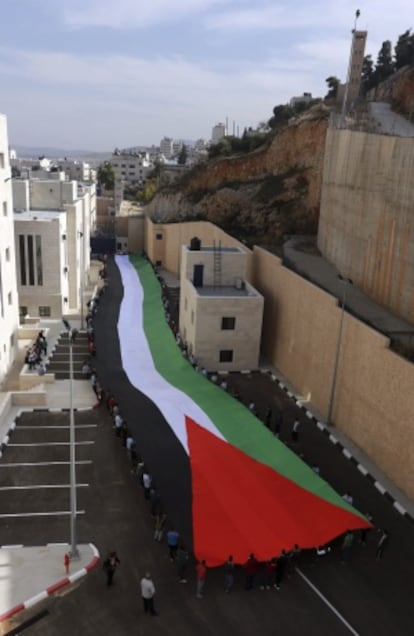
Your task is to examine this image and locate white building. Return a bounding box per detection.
[0,114,19,384]
[159,137,173,159]
[111,150,153,213]
[13,179,96,319]
[290,92,313,107]
[211,123,226,144]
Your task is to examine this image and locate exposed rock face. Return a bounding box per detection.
[146,107,329,246]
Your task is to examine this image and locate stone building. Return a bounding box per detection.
[179,239,263,371]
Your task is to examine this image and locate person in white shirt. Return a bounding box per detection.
[142,471,152,499]
[140,573,157,615]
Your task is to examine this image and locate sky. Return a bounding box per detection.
[0,0,412,151]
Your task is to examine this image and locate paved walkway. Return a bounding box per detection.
[369,102,414,137]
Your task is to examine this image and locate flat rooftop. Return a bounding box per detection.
[196,285,259,297]
[14,209,63,221]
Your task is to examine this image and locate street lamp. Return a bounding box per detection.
[327,276,353,426]
[62,319,80,558]
[78,231,84,331]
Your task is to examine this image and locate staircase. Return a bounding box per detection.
[46,331,91,380]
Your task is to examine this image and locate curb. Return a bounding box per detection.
[262,369,414,525]
[0,543,100,623]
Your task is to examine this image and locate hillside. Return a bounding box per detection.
[146,105,330,248]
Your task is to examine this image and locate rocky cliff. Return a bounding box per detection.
[146,105,330,247]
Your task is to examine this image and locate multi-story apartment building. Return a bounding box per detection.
[13,179,96,319]
[159,137,173,159]
[111,150,153,213]
[0,114,19,384]
[211,123,226,144]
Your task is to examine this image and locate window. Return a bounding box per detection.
[35,235,43,285]
[221,317,236,330]
[0,153,4,169]
[2,201,7,216]
[156,260,162,266]
[19,306,28,317]
[8,291,12,305]
[219,350,233,363]
[191,310,194,324]
[5,247,10,262]
[27,235,35,285]
[39,306,51,317]
[19,234,27,285]
[156,233,163,240]
[184,298,188,311]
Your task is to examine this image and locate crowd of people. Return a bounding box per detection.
[93,255,390,616]
[25,330,48,374]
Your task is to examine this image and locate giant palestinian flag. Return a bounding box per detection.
[112,254,370,566]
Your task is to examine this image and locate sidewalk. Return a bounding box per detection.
[0,543,99,626]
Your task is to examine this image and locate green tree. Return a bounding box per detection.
[97,161,115,190]
[373,40,395,84]
[177,144,188,165]
[394,29,414,69]
[268,104,293,129]
[361,55,375,94]
[325,76,340,99]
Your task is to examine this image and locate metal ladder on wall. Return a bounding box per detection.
[213,240,222,287]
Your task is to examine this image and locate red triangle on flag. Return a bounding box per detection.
[186,415,370,566]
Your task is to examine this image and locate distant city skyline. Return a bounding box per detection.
[0,0,411,150]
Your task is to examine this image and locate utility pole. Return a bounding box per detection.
[327,276,353,426]
[63,319,80,558]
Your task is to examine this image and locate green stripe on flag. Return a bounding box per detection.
[131,254,364,518]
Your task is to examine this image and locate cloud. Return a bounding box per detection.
[1,45,322,148]
[63,0,234,29]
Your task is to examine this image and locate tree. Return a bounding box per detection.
[373,40,394,84]
[361,55,375,94]
[177,144,188,165]
[97,161,115,190]
[325,76,340,99]
[394,29,414,69]
[268,104,293,129]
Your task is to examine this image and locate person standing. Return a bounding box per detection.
[376,529,389,560]
[166,528,180,561]
[291,419,300,443]
[176,545,189,583]
[142,471,152,499]
[103,551,120,587]
[274,411,283,438]
[360,513,373,546]
[224,555,235,593]
[244,553,258,590]
[196,560,207,598]
[340,530,354,563]
[275,550,288,590]
[140,573,157,616]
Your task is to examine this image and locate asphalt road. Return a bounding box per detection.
[1,258,413,635]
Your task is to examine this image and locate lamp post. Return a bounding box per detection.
[62,319,80,558]
[78,231,84,331]
[327,276,353,426]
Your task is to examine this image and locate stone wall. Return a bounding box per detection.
[318,128,414,322]
[251,246,414,499]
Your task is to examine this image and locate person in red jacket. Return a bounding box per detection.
[244,553,258,590]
